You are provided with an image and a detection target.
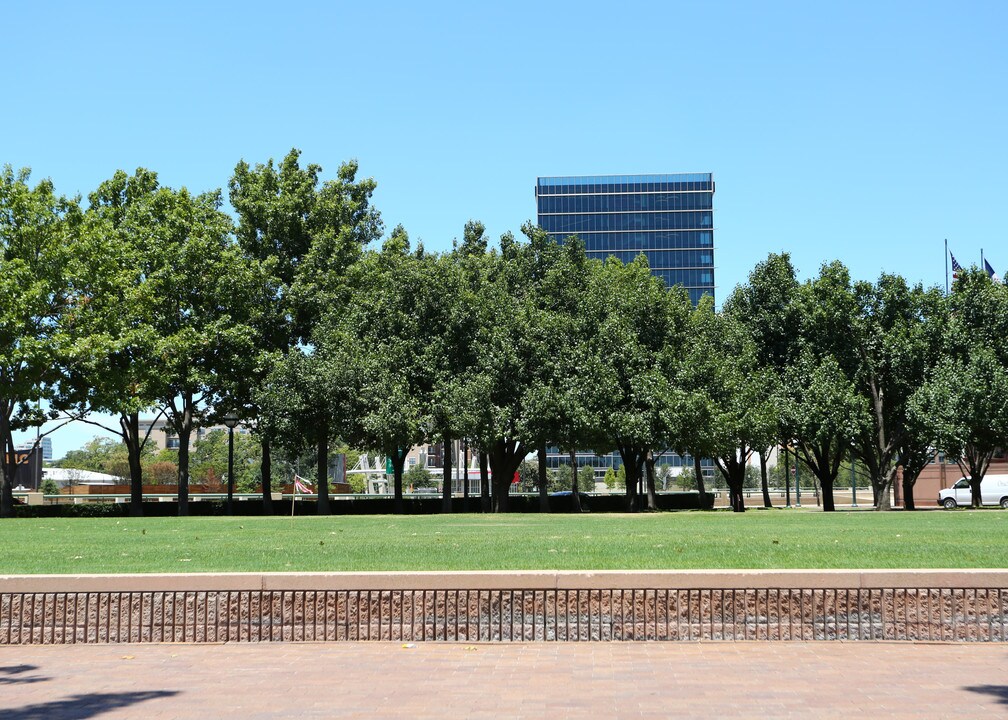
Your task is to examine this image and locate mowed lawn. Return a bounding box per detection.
[0,510,1005,574]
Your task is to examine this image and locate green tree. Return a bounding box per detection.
[675,466,699,491]
[588,256,691,511]
[911,269,1008,508]
[404,463,434,490]
[318,227,429,513]
[143,186,265,515]
[0,166,81,517]
[849,275,945,510]
[603,466,618,490]
[261,345,347,514]
[690,297,778,512]
[190,429,262,492]
[781,263,869,512]
[721,253,802,508]
[230,149,367,512]
[462,226,560,512]
[518,234,608,512]
[71,168,168,515]
[241,152,382,515]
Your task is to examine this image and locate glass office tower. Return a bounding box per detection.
[536,173,714,304]
[536,173,716,482]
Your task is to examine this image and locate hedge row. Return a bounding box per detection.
[13,492,713,518]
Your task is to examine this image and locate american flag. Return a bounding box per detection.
[293,475,314,495]
[950,251,963,279]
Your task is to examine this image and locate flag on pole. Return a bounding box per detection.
[950,251,964,279]
[293,474,314,495]
[984,259,1001,284]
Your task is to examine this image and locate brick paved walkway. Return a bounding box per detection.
[1,642,1006,718]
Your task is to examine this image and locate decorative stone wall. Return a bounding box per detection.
[2,571,1005,644]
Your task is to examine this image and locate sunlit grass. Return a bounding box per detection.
[1,510,1005,574]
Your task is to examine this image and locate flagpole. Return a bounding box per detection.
[291,474,296,518]
[945,238,949,295]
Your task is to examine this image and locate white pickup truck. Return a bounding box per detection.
[938,475,1008,509]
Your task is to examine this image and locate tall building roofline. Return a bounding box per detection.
[537,173,712,186]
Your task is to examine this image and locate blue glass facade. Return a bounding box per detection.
[536,174,716,482]
[536,173,715,304]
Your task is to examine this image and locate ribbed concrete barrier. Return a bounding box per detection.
[2,570,1006,644]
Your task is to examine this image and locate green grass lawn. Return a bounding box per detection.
[1,510,1005,574]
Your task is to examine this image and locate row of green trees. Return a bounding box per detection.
[3,151,1007,517]
[54,435,263,491]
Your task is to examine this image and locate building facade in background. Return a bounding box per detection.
[536,173,715,304]
[536,173,716,480]
[137,417,251,453]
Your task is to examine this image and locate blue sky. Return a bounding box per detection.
[5,1,1007,458]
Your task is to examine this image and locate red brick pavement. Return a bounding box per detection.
[1,642,1006,718]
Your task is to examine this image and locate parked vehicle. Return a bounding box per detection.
[938,475,1008,509]
[549,490,592,511]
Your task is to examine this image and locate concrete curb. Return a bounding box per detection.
[3,568,1007,593]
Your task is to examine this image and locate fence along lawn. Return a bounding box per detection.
[1,511,1005,574]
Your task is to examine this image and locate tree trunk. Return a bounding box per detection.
[875,467,895,511]
[491,474,510,512]
[902,477,916,511]
[441,434,453,514]
[726,479,742,512]
[731,467,747,513]
[121,412,144,517]
[644,451,658,511]
[489,440,525,513]
[719,452,747,513]
[623,459,640,512]
[537,444,550,512]
[479,450,490,513]
[261,435,274,514]
[316,433,331,515]
[693,454,707,507]
[759,450,772,509]
[569,450,582,513]
[175,398,193,517]
[971,478,982,508]
[821,477,835,512]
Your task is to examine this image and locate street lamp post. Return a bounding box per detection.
[784,444,791,508]
[851,450,858,507]
[795,457,802,507]
[223,411,239,515]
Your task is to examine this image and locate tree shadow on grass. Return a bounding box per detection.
[3,690,178,719]
[0,665,49,685]
[963,685,1008,707]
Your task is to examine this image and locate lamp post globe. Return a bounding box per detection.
[223,412,239,514]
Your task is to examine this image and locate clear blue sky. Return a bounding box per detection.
[6,1,1007,458]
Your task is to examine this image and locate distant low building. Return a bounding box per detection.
[43,467,121,486]
[137,417,251,453]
